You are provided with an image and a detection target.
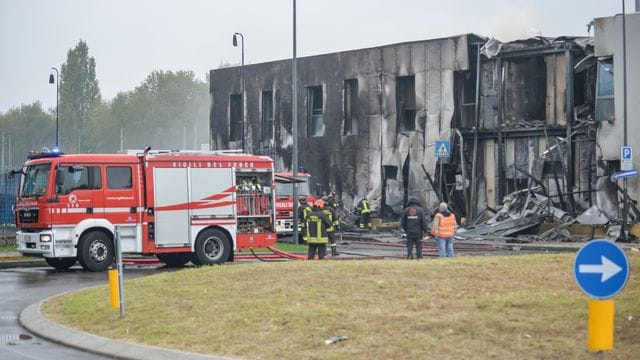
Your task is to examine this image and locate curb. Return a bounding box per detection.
[20,299,236,360]
[0,259,46,269]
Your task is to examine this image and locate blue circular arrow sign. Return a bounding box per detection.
[573,239,629,299]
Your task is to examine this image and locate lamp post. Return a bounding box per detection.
[233,32,245,153]
[292,0,299,245]
[620,0,630,241]
[49,67,59,148]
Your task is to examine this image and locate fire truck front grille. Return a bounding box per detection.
[19,209,38,223]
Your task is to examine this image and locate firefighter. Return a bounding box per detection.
[356,197,372,230]
[321,197,340,256]
[327,191,342,211]
[305,200,332,260]
[298,197,312,243]
[401,198,428,259]
[431,202,457,257]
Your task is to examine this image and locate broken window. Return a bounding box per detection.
[307,86,324,137]
[396,76,416,132]
[343,79,359,135]
[383,165,398,179]
[229,94,242,141]
[596,59,614,122]
[455,69,477,128]
[504,57,546,125]
[261,90,273,142]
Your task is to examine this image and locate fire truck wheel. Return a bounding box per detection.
[45,257,77,270]
[78,231,115,272]
[193,228,231,265]
[156,253,191,267]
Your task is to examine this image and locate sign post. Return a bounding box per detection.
[115,227,125,318]
[620,146,633,241]
[435,140,450,200]
[574,240,629,351]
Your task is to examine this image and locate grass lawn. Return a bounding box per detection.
[0,244,17,253]
[43,253,640,359]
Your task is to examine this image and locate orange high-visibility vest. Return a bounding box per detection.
[432,213,456,238]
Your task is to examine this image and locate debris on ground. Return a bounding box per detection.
[325,336,348,345]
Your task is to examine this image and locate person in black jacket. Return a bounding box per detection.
[305,200,332,260]
[400,198,428,259]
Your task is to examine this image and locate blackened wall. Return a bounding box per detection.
[210,35,476,212]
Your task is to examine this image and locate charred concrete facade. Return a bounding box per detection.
[210,32,637,228]
[210,34,482,213]
[459,37,598,221]
[594,12,640,221]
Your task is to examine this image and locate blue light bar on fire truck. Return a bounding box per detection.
[27,147,64,159]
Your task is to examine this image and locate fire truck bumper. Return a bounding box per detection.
[16,230,75,258]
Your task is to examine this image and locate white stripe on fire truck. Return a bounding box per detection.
[66,208,86,213]
[49,207,146,214]
[191,220,236,225]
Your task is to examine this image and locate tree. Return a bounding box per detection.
[119,70,209,151]
[0,102,55,169]
[60,40,101,152]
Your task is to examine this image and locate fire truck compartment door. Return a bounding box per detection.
[154,168,190,247]
[189,168,234,217]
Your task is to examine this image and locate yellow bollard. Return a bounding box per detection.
[588,300,614,351]
[108,269,120,308]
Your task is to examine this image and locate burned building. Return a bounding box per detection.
[459,36,598,223]
[210,34,484,213]
[210,30,635,231]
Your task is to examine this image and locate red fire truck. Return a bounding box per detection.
[274,172,315,235]
[14,149,276,271]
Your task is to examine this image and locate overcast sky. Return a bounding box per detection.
[0,0,630,113]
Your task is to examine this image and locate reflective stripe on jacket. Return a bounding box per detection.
[431,212,456,238]
[359,199,371,214]
[322,207,336,233]
[305,210,330,244]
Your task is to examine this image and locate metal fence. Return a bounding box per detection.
[0,173,18,225]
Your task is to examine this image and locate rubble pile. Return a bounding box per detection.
[457,189,629,242]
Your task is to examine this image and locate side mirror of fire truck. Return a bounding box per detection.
[67,165,84,173]
[55,169,65,195]
[8,169,24,178]
[56,169,65,186]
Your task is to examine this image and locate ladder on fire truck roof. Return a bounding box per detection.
[122,149,245,156]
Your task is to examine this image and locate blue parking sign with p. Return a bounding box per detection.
[622,146,632,161]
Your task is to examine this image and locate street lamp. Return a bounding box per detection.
[49,67,59,148]
[232,32,245,153]
[292,0,299,245]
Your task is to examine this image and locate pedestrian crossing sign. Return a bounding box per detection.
[435,140,450,158]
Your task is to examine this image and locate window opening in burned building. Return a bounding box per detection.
[396,75,416,132]
[261,90,274,143]
[229,94,242,141]
[454,67,477,128]
[503,57,546,126]
[595,59,614,122]
[307,86,324,137]
[343,79,359,135]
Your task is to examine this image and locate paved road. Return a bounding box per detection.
[0,265,158,360]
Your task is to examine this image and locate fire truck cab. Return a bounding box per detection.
[274,172,315,235]
[14,149,276,271]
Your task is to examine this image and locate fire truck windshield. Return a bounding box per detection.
[20,164,51,198]
[276,181,311,197]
